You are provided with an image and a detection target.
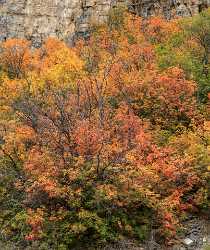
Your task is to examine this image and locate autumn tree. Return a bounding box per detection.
[154,9,210,103]
[0,8,209,249]
[0,39,32,78]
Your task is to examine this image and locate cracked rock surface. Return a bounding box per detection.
[0,0,117,46]
[1,0,210,45]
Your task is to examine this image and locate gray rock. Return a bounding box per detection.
[183,238,194,246]
[0,0,210,46]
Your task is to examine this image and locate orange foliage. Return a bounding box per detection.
[0,39,32,77]
[0,11,209,247]
[143,16,179,43]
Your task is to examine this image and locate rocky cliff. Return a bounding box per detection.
[0,0,118,46]
[0,0,210,46]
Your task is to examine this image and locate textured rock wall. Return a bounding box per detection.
[0,0,118,46]
[129,0,210,20]
[0,0,210,46]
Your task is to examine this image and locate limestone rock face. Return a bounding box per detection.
[0,0,210,46]
[129,0,210,19]
[0,0,117,46]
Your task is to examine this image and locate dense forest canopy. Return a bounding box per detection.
[0,7,209,249]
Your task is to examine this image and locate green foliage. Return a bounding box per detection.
[204,245,210,250]
[0,7,209,250]
[107,5,127,30]
[156,9,210,103]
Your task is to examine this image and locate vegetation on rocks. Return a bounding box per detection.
[0,7,209,249]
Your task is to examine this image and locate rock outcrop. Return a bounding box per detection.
[0,0,210,46]
[0,0,120,46]
[128,0,210,19]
